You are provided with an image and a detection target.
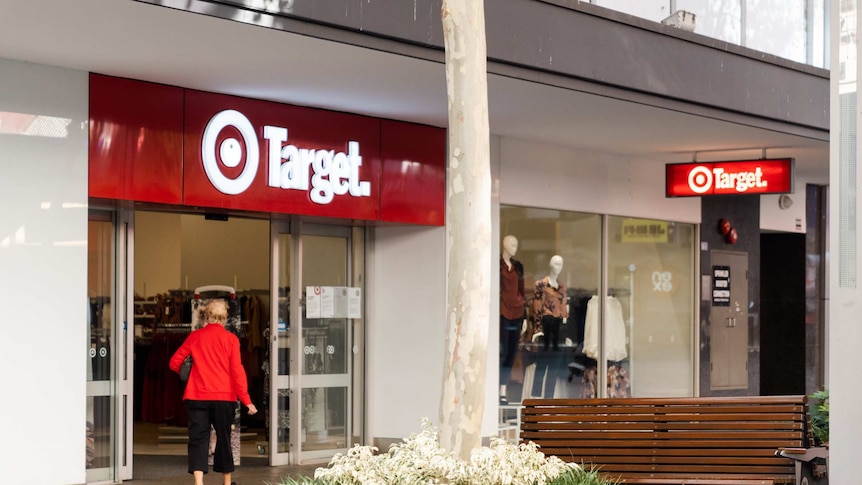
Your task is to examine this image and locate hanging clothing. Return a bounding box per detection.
[583,295,627,361]
[500,257,525,320]
[581,363,631,398]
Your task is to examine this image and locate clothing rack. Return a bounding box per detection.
[571,287,630,297]
[155,322,192,331]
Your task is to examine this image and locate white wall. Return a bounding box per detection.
[367,225,447,440]
[759,180,808,233]
[499,137,701,223]
[0,58,89,484]
[828,0,861,476]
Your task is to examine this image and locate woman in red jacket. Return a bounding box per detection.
[170,299,257,485]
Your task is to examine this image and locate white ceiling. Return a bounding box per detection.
[0,0,829,182]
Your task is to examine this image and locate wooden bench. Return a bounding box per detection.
[521,395,817,484]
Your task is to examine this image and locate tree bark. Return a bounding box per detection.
[439,0,491,460]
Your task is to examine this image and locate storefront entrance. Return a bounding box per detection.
[86,208,363,481]
[84,73,442,482]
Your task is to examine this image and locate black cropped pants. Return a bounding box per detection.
[184,400,237,474]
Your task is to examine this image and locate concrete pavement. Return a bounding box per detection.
[129,454,322,485]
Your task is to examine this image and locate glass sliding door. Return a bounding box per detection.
[87,208,134,482]
[271,222,363,464]
[298,226,354,462]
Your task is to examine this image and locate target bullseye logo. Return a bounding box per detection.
[687,166,713,194]
[200,109,372,203]
[202,110,259,195]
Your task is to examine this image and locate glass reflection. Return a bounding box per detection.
[499,207,696,402]
[302,387,347,451]
[0,111,72,138]
[499,207,602,402]
[87,396,112,469]
[302,318,347,375]
[277,389,290,453]
[607,217,695,397]
[87,217,115,480]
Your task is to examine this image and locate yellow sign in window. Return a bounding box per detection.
[621,219,669,243]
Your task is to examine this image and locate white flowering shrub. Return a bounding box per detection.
[278,419,602,485]
[456,437,574,485]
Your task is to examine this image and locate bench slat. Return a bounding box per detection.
[522,422,803,431]
[536,448,787,457]
[545,455,792,465]
[586,464,792,478]
[524,431,802,440]
[528,438,802,448]
[523,404,804,415]
[617,475,794,484]
[523,396,806,406]
[523,413,805,423]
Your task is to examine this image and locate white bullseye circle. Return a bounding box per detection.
[687,166,713,194]
[220,138,243,168]
[201,110,259,195]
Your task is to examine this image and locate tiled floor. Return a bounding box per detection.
[131,454,320,485]
[131,423,323,484]
[134,422,267,458]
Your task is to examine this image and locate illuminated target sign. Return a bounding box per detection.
[200,109,371,203]
[182,89,383,220]
[666,159,794,197]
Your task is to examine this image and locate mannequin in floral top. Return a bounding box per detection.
[530,255,568,398]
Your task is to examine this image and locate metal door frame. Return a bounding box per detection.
[270,220,356,464]
[85,205,134,483]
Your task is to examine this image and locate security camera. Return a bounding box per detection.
[661,10,696,32]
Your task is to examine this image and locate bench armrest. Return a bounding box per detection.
[776,446,829,462]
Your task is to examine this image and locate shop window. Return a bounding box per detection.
[499,206,695,403]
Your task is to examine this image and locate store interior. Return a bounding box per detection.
[131,210,272,461]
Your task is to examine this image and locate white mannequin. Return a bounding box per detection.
[531,255,566,343]
[547,255,563,289]
[502,235,518,270]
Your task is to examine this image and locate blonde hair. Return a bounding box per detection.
[204,299,229,324]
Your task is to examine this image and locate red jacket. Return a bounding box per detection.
[169,324,251,406]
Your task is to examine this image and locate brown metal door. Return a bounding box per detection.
[709,251,749,390]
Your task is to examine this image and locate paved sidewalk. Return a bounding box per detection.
[129,455,322,485]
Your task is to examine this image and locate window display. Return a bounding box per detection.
[499,206,695,402]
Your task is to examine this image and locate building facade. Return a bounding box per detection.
[0,1,835,483]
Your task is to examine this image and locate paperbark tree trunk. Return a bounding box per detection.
[439,0,491,461]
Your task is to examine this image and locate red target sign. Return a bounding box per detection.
[666,159,794,197]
